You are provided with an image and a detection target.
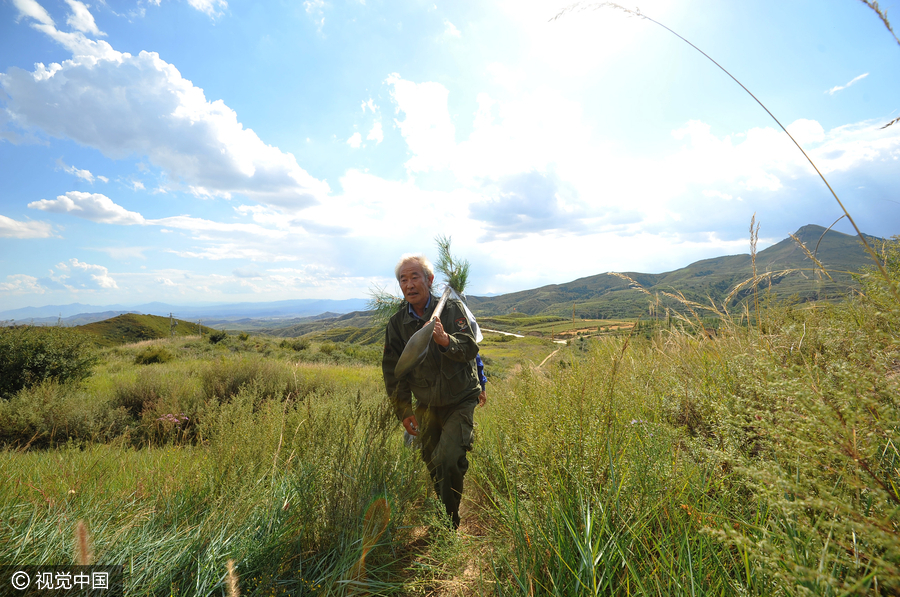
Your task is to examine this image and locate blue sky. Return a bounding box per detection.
[1,0,899,310]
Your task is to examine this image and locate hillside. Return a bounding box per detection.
[77,313,218,346]
[73,226,885,339]
[467,225,882,318]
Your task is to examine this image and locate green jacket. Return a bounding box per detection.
[382,295,480,422]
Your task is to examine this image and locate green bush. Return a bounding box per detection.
[238,331,250,342]
[208,329,227,344]
[280,337,310,351]
[0,381,129,448]
[0,325,97,399]
[133,345,174,365]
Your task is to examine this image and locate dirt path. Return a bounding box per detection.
[538,346,562,368]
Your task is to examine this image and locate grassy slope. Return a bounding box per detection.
[2,256,899,594]
[467,225,881,318]
[77,313,219,346]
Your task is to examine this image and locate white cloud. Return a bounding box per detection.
[168,244,294,261]
[347,132,362,148]
[385,73,455,172]
[11,0,54,27]
[153,214,284,237]
[29,191,146,225]
[361,98,377,113]
[702,190,736,201]
[64,0,105,36]
[0,274,45,295]
[92,246,149,260]
[186,0,227,19]
[495,0,675,77]
[27,191,289,238]
[827,73,868,95]
[304,0,325,31]
[443,18,461,38]
[52,258,118,289]
[0,14,329,213]
[381,73,900,247]
[0,214,55,238]
[366,121,383,144]
[787,118,825,145]
[57,160,98,183]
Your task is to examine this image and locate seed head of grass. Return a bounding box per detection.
[226,559,240,597]
[75,520,92,566]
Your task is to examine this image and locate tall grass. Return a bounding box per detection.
[3,239,900,594]
[468,247,900,595]
[0,363,430,595]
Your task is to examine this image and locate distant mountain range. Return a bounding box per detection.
[3,225,887,328]
[0,298,370,326]
[466,225,883,318]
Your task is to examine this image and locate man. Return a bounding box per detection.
[382,253,482,529]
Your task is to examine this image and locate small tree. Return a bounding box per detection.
[0,325,98,399]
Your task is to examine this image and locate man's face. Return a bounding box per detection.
[398,262,433,312]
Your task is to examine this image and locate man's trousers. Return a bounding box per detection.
[415,396,477,527]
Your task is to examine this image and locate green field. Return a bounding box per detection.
[2,244,899,595]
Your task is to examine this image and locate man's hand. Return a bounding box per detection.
[403,414,419,436]
[478,390,486,407]
[432,317,450,347]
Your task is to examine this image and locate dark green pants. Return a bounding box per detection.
[415,396,477,524]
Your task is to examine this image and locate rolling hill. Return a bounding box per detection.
[77,314,219,346]
[466,225,883,318]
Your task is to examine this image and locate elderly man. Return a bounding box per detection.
[382,253,482,529]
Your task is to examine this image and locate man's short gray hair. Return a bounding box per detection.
[395,253,435,282]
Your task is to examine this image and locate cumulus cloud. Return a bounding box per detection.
[29,191,146,225]
[347,132,362,148]
[827,73,868,95]
[51,258,118,289]
[0,274,46,295]
[0,214,55,238]
[64,0,105,36]
[383,72,900,246]
[386,73,455,172]
[1,7,329,212]
[475,170,585,238]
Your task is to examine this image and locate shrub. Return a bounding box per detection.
[238,332,250,342]
[134,345,174,365]
[319,341,337,356]
[0,381,129,448]
[0,325,97,399]
[208,329,227,344]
